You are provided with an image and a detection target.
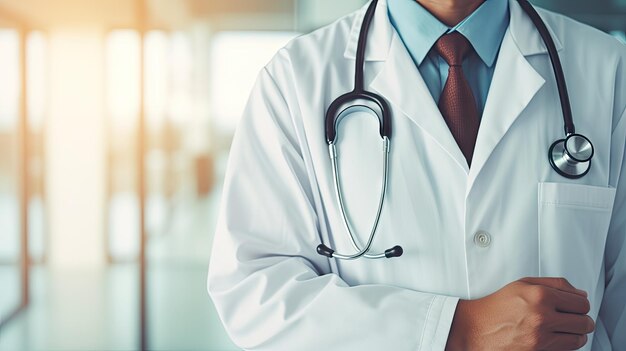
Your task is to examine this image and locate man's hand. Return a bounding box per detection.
[446,277,595,350]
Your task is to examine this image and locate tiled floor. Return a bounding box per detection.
[0,266,22,326]
[0,181,239,350]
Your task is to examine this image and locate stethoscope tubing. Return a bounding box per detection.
[353,0,378,93]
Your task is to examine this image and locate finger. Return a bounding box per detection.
[544,333,588,350]
[551,289,591,314]
[520,277,587,297]
[547,312,595,334]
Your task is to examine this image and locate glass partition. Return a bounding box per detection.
[532,0,626,37]
[26,31,48,264]
[143,29,298,350]
[0,28,22,326]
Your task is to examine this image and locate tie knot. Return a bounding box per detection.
[435,32,472,66]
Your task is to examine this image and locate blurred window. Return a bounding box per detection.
[105,29,141,262]
[532,0,626,35]
[105,29,202,261]
[0,29,20,261]
[144,30,169,240]
[106,30,141,130]
[0,30,19,131]
[26,31,48,263]
[144,30,196,242]
[0,28,21,324]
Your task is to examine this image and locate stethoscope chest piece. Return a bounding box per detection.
[549,134,594,179]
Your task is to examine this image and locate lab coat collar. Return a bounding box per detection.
[370,32,472,172]
[466,0,561,190]
[508,0,563,56]
[343,0,563,62]
[466,22,546,191]
[365,0,557,181]
[343,0,393,62]
[387,0,509,68]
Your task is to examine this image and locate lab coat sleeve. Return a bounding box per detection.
[207,62,459,350]
[596,106,626,349]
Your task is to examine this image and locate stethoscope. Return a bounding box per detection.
[316,0,595,261]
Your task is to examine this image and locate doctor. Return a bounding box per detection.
[208,0,626,349]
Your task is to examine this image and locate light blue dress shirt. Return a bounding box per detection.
[387,0,510,117]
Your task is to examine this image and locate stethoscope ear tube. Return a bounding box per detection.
[319,137,402,260]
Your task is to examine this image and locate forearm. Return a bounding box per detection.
[208,250,459,350]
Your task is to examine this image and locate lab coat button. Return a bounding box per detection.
[474,231,491,248]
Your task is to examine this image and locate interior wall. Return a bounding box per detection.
[0,0,138,28]
[296,0,368,32]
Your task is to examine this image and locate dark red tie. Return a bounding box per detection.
[435,32,480,166]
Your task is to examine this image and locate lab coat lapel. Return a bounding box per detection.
[346,0,562,181]
[369,33,471,173]
[466,0,563,193]
[466,31,545,191]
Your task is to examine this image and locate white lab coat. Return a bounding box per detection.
[208,0,626,349]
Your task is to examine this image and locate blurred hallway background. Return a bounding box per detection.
[0,0,624,350]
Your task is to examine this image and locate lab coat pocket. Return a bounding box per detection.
[538,182,616,294]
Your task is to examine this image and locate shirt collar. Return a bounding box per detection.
[387,0,510,67]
